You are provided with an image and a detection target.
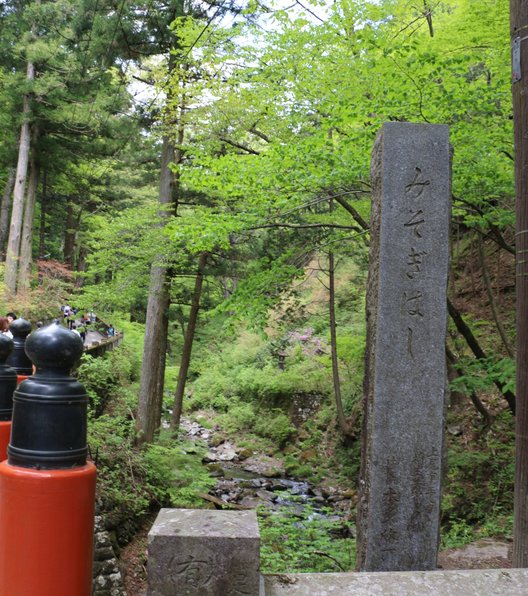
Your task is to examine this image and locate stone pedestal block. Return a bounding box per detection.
[357,123,451,571]
[148,508,260,596]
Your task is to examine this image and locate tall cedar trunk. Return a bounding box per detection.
[63,200,77,268]
[5,61,34,294]
[136,71,186,443]
[75,245,87,288]
[136,261,170,443]
[511,0,528,566]
[38,167,47,259]
[18,126,39,294]
[0,168,15,260]
[329,250,353,437]
[171,252,208,432]
[135,137,175,444]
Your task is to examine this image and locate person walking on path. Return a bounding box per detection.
[77,322,86,343]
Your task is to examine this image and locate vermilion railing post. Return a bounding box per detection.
[0,324,96,596]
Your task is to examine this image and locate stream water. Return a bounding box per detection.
[180,418,354,529]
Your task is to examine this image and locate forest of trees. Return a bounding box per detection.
[0,0,522,581]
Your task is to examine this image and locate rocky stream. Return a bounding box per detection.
[180,418,356,525]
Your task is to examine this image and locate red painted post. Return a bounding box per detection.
[0,324,96,595]
[0,423,10,461]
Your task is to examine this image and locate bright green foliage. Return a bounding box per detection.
[89,414,214,518]
[450,355,516,396]
[258,502,355,573]
[83,339,215,523]
[172,0,512,246]
[78,346,138,415]
[143,438,216,508]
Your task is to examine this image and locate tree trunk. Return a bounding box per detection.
[135,137,175,445]
[477,233,514,357]
[0,168,15,260]
[136,69,187,443]
[38,168,47,259]
[136,261,170,444]
[511,0,528,566]
[63,200,77,268]
[5,61,34,294]
[75,245,87,288]
[18,126,39,294]
[329,249,354,438]
[423,1,434,37]
[171,252,208,433]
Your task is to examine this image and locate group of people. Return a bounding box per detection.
[0,307,116,346]
[61,305,95,342]
[0,312,16,339]
[60,305,115,342]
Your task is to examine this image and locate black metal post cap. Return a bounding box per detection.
[0,335,16,421]
[6,318,33,375]
[25,322,84,370]
[8,324,88,469]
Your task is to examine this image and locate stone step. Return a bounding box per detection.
[262,569,528,595]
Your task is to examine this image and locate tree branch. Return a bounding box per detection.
[446,345,492,427]
[447,298,516,414]
[477,234,514,357]
[249,125,271,143]
[219,137,260,155]
[248,222,361,231]
[453,193,515,255]
[332,195,369,231]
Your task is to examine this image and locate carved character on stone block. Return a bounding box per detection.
[381,487,400,522]
[380,526,399,543]
[404,209,426,237]
[170,554,213,590]
[406,247,428,279]
[407,327,415,358]
[384,455,399,483]
[406,507,426,533]
[228,572,253,596]
[405,167,431,199]
[402,291,424,318]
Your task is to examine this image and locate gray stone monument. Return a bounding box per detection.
[148,508,260,595]
[356,122,451,571]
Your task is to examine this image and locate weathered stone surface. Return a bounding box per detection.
[438,539,512,570]
[93,514,126,596]
[357,123,451,571]
[262,569,528,595]
[148,508,260,596]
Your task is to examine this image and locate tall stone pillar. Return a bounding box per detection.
[357,122,451,571]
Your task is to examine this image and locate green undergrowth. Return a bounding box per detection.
[258,502,355,573]
[179,321,364,484]
[440,408,515,549]
[80,340,215,543]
